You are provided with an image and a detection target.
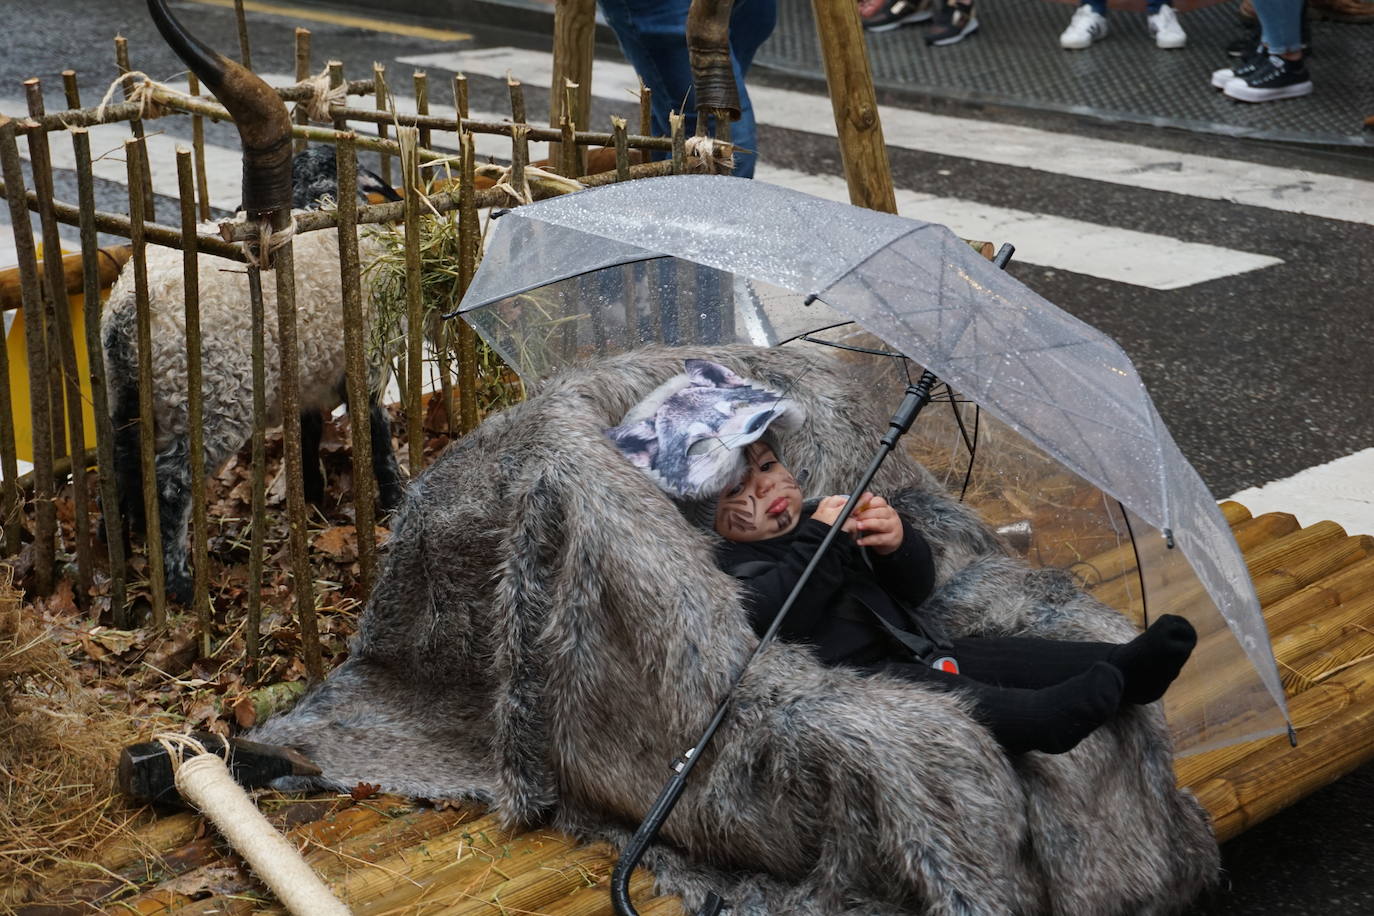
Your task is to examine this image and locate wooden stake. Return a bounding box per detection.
[293,29,312,155]
[456,132,479,435]
[400,126,425,477]
[114,37,157,222]
[809,0,896,213]
[71,126,128,624]
[413,70,431,150]
[334,133,377,595]
[26,79,94,605]
[374,63,392,188]
[550,0,595,175]
[188,73,212,221]
[177,149,212,654]
[233,0,253,69]
[125,137,167,624]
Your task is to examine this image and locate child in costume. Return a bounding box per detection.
[607,358,1197,755]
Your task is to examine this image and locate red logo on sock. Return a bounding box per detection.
[931,656,960,675]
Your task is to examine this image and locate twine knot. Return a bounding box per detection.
[295,68,347,124]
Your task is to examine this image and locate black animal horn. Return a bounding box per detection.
[146,0,292,217]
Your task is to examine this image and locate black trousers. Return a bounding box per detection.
[859,635,1121,731]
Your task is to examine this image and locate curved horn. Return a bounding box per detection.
[686,0,740,122]
[146,0,292,216]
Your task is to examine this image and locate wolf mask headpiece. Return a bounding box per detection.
[605,359,804,501]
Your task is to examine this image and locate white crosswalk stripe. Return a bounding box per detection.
[399,47,1374,228]
[0,66,1296,290]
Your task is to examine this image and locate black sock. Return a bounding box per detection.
[1108,614,1198,705]
[971,661,1124,756]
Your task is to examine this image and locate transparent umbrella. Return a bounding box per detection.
[454,173,1290,756]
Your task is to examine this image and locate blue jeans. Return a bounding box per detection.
[1086,0,1167,13]
[1251,0,1305,54]
[597,0,777,178]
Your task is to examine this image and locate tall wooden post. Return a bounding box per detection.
[809,0,896,214]
[549,0,596,174]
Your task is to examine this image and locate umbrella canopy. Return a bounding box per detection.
[457,174,1288,754]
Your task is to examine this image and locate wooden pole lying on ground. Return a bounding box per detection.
[809,0,897,213]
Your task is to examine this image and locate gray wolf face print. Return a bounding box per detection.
[605,359,803,499]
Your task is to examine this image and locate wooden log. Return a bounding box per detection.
[543,869,660,916]
[1253,534,1374,609]
[382,843,615,914]
[1218,500,1253,525]
[809,0,896,212]
[0,245,131,312]
[1275,592,1374,692]
[1188,651,1374,841]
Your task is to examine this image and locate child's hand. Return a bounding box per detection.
[854,495,903,555]
[811,494,861,535]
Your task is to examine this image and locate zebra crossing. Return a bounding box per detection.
[1,41,1371,534]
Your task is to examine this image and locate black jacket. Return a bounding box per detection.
[715,516,937,666]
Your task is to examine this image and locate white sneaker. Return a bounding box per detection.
[1060,6,1108,50]
[1147,5,1186,49]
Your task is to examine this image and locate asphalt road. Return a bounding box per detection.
[2,1,1372,912]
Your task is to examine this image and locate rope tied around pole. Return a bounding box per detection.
[236,216,295,270]
[94,71,169,124]
[294,66,349,124]
[684,135,735,175]
[151,731,352,915]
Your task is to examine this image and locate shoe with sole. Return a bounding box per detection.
[1059,5,1108,50]
[1223,55,1313,102]
[1211,45,1266,89]
[861,0,934,31]
[1147,5,1186,49]
[925,0,978,45]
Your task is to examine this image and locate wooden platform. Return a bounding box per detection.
[22,501,1374,915]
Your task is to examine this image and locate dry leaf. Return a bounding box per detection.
[312,526,358,564]
[86,626,139,656]
[350,782,381,801]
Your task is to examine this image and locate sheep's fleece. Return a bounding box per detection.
[250,345,1219,915]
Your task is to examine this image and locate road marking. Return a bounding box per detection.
[760,165,1281,289]
[183,0,472,42]
[1229,447,1374,537]
[399,47,1374,227]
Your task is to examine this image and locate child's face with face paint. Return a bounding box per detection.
[714,442,804,542]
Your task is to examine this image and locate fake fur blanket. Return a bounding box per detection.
[251,345,1219,915]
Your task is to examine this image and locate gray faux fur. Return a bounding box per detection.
[250,344,1219,915]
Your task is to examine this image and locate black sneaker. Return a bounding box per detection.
[860,0,934,31]
[1223,55,1313,102]
[1211,44,1266,88]
[925,0,979,46]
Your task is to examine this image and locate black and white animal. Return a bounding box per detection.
[103,146,404,604]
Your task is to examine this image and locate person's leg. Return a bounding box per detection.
[1250,0,1305,55]
[868,658,1124,755]
[597,0,695,149]
[950,614,1197,705]
[597,0,771,177]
